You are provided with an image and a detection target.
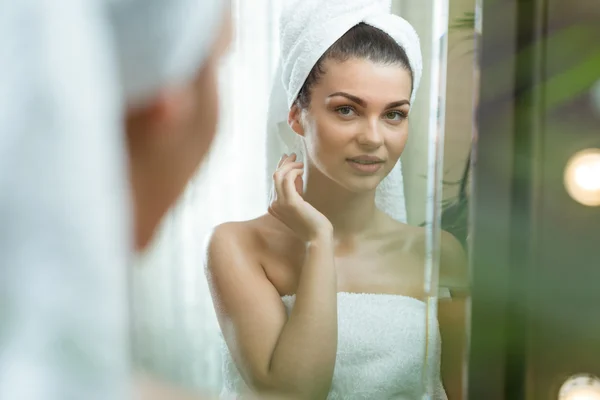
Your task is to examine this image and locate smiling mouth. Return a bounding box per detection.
[347,159,383,165]
[346,159,385,174]
[346,158,385,165]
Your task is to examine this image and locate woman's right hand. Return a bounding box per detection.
[268,153,333,242]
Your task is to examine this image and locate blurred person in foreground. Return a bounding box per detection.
[110,0,233,394]
[0,0,238,399]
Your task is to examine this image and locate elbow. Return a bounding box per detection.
[244,358,333,400]
[244,372,280,395]
[250,390,328,400]
[248,375,330,400]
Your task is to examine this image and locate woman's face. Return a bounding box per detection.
[296,57,413,193]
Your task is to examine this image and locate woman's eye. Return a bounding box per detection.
[385,111,406,121]
[336,106,356,116]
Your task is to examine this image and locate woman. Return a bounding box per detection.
[206,1,467,399]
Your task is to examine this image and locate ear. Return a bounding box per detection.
[287,104,305,136]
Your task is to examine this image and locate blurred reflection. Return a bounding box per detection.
[207,0,441,396]
[131,0,475,399]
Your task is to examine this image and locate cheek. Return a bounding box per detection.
[192,64,220,156]
[306,118,348,159]
[387,126,409,158]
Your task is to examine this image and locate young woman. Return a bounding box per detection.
[207,3,467,399]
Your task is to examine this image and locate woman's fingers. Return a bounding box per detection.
[270,153,286,204]
[277,152,296,169]
[294,171,304,195]
[273,162,302,200]
[283,167,304,203]
[277,153,288,169]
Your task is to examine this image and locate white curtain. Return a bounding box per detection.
[130,0,283,393]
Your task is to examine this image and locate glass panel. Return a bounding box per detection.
[422,0,479,398]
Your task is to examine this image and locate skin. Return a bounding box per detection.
[125,6,233,251]
[207,57,468,399]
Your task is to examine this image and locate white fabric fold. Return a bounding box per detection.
[266,0,423,223]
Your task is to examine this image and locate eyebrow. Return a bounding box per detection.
[327,91,410,109]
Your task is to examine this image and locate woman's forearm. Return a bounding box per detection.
[261,233,337,399]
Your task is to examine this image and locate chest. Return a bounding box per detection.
[336,248,424,295]
[263,236,427,298]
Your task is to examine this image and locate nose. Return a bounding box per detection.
[357,119,384,149]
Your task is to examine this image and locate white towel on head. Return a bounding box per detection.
[107,0,226,106]
[266,0,423,223]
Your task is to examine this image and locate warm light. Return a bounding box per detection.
[564,149,600,207]
[559,374,600,400]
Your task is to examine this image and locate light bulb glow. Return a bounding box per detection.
[564,149,600,207]
[559,374,600,400]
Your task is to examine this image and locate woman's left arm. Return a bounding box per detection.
[438,231,470,400]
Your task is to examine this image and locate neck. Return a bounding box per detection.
[302,163,379,238]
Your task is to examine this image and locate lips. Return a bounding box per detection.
[346,158,385,173]
[346,156,384,164]
[347,159,382,165]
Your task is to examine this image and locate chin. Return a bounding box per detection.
[314,161,386,193]
[335,174,383,193]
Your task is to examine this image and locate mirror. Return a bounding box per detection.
[422,0,478,398]
[422,2,479,400]
[129,0,478,398]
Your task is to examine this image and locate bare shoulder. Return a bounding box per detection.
[377,212,427,250]
[205,215,274,273]
[205,214,288,317]
[379,212,468,289]
[439,230,469,291]
[206,220,255,263]
[205,216,294,388]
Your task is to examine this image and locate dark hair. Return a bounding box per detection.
[295,23,414,109]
